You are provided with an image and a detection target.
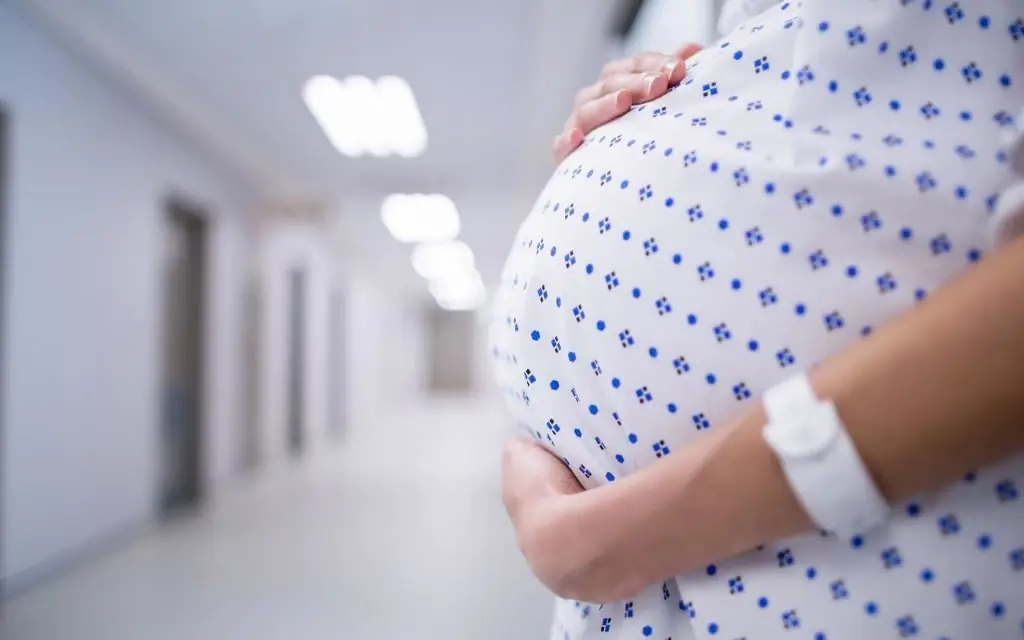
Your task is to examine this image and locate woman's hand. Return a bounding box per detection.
[501,439,594,596]
[501,438,648,602]
[501,438,583,515]
[552,44,702,162]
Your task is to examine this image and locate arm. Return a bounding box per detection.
[511,234,1024,603]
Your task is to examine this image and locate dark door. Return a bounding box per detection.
[287,268,306,455]
[0,103,10,608]
[427,306,475,394]
[241,277,261,471]
[159,199,206,513]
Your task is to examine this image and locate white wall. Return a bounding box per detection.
[328,191,534,418]
[343,276,426,433]
[0,5,252,585]
[253,216,432,459]
[255,227,429,447]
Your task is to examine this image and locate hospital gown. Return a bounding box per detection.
[490,1,1024,638]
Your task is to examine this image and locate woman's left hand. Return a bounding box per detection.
[501,439,654,602]
[501,439,589,594]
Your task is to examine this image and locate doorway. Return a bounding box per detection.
[287,268,306,456]
[159,199,207,514]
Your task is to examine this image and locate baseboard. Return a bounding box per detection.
[1,517,153,602]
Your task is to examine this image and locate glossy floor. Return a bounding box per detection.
[0,401,554,640]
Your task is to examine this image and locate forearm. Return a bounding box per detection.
[573,235,1024,597]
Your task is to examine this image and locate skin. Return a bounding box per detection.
[504,46,1024,602]
[551,45,703,162]
[503,232,1024,604]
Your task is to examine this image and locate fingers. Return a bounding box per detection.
[584,44,701,108]
[501,437,536,465]
[551,127,585,162]
[675,42,703,61]
[600,51,679,78]
[569,89,634,135]
[501,438,571,481]
[500,437,563,514]
[596,45,699,91]
[553,77,660,161]
[553,90,633,161]
[573,71,668,110]
[552,44,702,162]
[574,46,697,122]
[501,437,583,506]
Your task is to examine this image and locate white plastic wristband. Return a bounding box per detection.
[762,374,890,537]
[991,107,1024,244]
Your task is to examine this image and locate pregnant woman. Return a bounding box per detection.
[491,1,1024,638]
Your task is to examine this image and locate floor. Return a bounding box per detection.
[0,400,555,640]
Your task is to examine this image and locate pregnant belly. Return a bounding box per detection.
[489,86,998,486]
[487,5,1024,637]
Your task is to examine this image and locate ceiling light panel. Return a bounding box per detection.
[429,269,487,311]
[302,74,428,158]
[381,193,460,243]
[411,240,475,280]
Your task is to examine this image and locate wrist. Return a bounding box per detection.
[562,468,685,598]
[615,407,810,578]
[521,482,651,602]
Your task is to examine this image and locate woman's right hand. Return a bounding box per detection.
[552,43,703,162]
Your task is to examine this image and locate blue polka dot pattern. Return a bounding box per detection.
[490,1,1024,639]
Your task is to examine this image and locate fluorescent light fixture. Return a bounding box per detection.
[411,240,475,280]
[376,76,429,158]
[381,193,459,243]
[429,269,487,311]
[302,74,428,158]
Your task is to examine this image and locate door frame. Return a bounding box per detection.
[160,195,208,513]
[0,102,10,606]
[286,267,306,456]
[327,287,344,438]
[241,274,262,471]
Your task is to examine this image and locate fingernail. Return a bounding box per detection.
[663,61,679,75]
[614,90,632,108]
[644,73,659,92]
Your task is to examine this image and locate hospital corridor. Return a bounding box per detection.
[14,1,1016,639]
[1,400,553,639]
[0,0,718,638]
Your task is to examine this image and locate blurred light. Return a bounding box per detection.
[376,76,429,158]
[381,193,460,243]
[411,240,475,280]
[302,74,428,158]
[429,269,487,311]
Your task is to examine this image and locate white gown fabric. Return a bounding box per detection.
[490,1,1024,638]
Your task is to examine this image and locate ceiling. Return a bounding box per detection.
[15,0,636,291]
[23,0,627,194]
